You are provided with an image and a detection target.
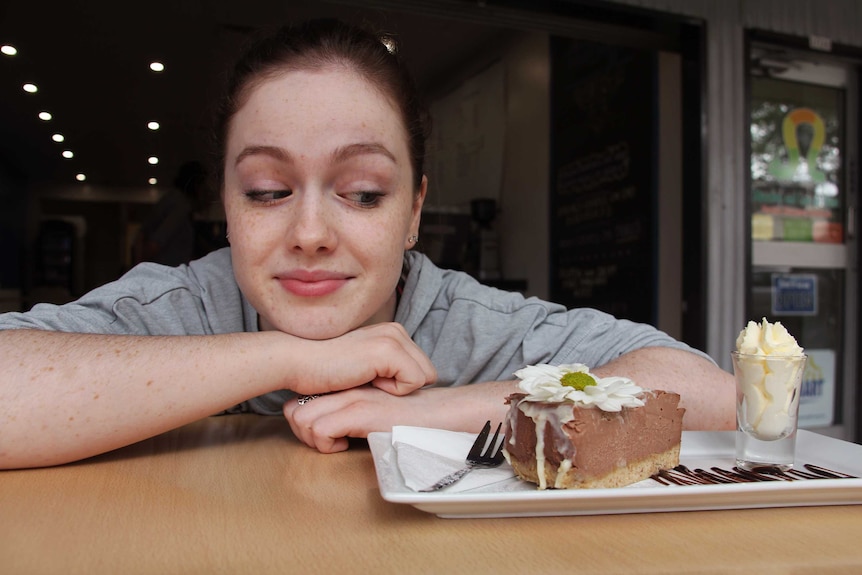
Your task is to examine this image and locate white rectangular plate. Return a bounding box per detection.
[367,430,862,518]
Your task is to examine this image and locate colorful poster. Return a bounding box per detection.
[798,349,835,428]
[750,75,845,244]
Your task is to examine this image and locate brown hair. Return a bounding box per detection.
[211,18,430,192]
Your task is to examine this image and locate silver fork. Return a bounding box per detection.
[419,420,506,492]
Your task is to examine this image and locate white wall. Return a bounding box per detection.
[497,32,551,299]
[424,31,551,299]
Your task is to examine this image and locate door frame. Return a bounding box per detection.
[745,30,861,441]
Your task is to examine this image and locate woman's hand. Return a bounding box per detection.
[288,322,437,396]
[282,380,518,453]
[283,385,422,453]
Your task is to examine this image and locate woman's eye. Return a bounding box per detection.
[244,189,292,204]
[347,191,383,208]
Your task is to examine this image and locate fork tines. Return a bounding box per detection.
[487,422,502,453]
[468,421,493,459]
[469,420,504,464]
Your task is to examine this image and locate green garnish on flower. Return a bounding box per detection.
[560,371,596,391]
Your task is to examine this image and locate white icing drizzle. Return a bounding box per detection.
[554,459,573,488]
[534,411,548,489]
[518,400,577,490]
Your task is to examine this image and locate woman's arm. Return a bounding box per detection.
[0,323,435,469]
[283,347,735,453]
[590,346,736,430]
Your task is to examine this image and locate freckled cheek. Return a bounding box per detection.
[387,207,414,240]
[231,211,279,245]
[366,215,411,262]
[229,215,285,284]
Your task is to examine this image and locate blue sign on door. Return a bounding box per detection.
[772,273,817,316]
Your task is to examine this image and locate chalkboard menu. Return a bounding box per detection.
[549,38,657,325]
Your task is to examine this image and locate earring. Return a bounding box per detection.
[408,234,418,244]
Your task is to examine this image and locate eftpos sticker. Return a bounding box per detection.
[771,273,817,316]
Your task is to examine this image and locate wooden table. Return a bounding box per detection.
[2,414,860,574]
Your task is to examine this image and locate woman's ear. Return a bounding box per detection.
[414,175,427,213]
[406,176,427,249]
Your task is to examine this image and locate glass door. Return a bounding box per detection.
[748,43,858,440]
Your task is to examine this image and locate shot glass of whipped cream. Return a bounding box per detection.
[732,318,807,471]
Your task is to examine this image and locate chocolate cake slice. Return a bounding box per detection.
[501,363,684,490]
[504,390,684,489]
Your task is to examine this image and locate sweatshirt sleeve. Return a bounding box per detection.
[403,257,711,387]
[0,248,250,336]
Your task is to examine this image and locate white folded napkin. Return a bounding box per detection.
[391,425,516,493]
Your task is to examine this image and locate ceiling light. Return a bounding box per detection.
[76,173,86,182]
[52,133,64,142]
[147,121,160,130]
[148,177,158,185]
[148,156,159,165]
[62,150,73,159]
[23,83,38,93]
[149,61,164,72]
[38,111,52,121]
[1,45,17,56]
[381,37,397,54]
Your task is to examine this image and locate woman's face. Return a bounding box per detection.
[223,67,425,339]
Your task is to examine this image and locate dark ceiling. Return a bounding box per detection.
[0,0,507,192]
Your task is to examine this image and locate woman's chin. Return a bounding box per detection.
[290,328,346,341]
[261,317,354,340]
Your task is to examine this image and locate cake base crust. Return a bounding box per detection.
[508,444,681,489]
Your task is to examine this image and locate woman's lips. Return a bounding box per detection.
[278,271,350,297]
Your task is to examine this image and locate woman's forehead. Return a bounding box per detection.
[245,65,399,117]
[228,68,410,154]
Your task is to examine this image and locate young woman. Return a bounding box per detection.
[0,19,734,469]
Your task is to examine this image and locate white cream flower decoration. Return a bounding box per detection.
[513,363,645,412]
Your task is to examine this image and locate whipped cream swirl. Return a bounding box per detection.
[734,318,805,439]
[513,363,645,412]
[736,318,804,356]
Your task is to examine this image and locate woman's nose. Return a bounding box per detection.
[289,194,337,253]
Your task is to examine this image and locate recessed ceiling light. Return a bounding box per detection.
[52,133,64,142]
[38,111,52,121]
[149,62,164,72]
[62,150,74,159]
[381,37,397,54]
[23,83,38,93]
[76,173,86,182]
[1,45,17,56]
[148,177,158,185]
[148,156,159,165]
[147,121,160,130]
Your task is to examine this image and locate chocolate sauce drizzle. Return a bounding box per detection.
[651,464,857,486]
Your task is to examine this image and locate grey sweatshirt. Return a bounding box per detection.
[0,248,707,413]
